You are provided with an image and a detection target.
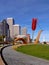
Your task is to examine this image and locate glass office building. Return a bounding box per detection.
[0,23,3,35]
[2,19,9,37]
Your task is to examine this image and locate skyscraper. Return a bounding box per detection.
[7,18,14,38]
[13,24,21,37]
[0,19,9,41]
[0,23,3,35]
[21,27,27,35]
[2,19,9,37]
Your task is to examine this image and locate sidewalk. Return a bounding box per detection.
[0,56,4,65]
[2,45,49,65]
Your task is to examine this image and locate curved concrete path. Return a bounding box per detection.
[2,46,49,65]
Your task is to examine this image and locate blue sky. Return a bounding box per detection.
[0,0,49,42]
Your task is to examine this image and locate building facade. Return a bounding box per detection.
[21,27,27,35]
[2,19,9,41]
[2,19,9,36]
[7,18,14,38]
[13,24,21,37]
[0,23,3,35]
[0,19,9,41]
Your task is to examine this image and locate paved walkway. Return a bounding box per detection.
[2,46,49,65]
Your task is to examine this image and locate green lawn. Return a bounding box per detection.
[16,44,49,60]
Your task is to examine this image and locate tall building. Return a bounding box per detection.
[7,18,14,25]
[13,24,21,37]
[21,27,27,35]
[7,18,14,38]
[0,19,9,41]
[0,23,3,35]
[2,19,9,37]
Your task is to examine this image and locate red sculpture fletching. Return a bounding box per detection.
[32,18,37,31]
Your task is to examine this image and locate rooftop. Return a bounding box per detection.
[13,24,20,26]
[7,18,13,19]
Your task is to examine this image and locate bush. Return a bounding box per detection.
[43,42,47,44]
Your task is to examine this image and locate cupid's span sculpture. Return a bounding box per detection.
[34,30,43,44]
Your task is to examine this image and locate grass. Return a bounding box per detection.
[16,44,49,60]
